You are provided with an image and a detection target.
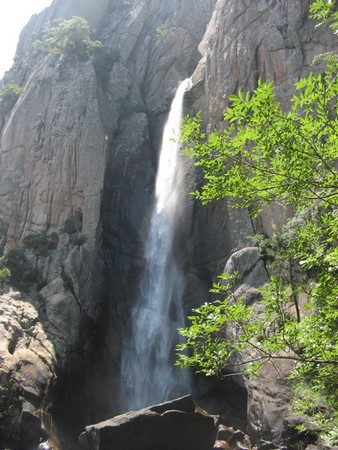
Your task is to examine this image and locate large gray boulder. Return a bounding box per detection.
[79,395,217,450]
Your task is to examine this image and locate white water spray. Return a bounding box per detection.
[121,78,193,411]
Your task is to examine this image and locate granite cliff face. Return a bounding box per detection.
[0,0,337,448]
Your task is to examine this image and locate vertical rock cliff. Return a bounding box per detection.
[0,0,337,448]
[1,0,218,447]
[188,0,337,445]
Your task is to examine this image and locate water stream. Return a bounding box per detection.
[121,78,193,411]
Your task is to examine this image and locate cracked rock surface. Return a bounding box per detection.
[0,290,56,448]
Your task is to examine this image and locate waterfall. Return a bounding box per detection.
[121,78,193,411]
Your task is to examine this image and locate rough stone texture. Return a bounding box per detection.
[0,290,56,449]
[216,424,252,449]
[0,49,106,431]
[79,395,217,450]
[221,248,294,444]
[282,414,318,448]
[225,247,263,280]
[0,0,217,444]
[192,0,337,122]
[224,247,269,309]
[213,441,231,450]
[247,367,294,445]
[187,0,338,446]
[0,0,338,448]
[0,291,56,393]
[190,0,338,242]
[0,56,105,241]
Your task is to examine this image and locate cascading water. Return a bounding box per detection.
[121,78,193,411]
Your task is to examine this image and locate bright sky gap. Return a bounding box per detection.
[0,0,52,78]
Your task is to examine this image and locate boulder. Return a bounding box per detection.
[216,424,252,450]
[213,441,231,450]
[79,395,217,450]
[0,290,56,448]
[282,415,319,449]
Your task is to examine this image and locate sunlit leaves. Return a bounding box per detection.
[178,56,338,442]
[42,17,102,61]
[0,83,23,117]
[310,0,338,32]
[181,60,338,215]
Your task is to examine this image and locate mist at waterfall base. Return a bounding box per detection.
[120,78,193,412]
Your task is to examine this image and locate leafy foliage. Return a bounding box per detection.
[310,0,338,32]
[0,230,55,292]
[0,385,21,446]
[22,231,58,257]
[293,384,338,446]
[0,248,46,292]
[62,210,87,246]
[156,24,169,38]
[181,58,338,215]
[42,17,102,61]
[63,209,83,234]
[177,56,338,444]
[0,267,10,290]
[176,272,261,377]
[0,83,23,117]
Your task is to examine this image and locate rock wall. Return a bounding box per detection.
[0,0,218,447]
[188,0,337,443]
[0,290,56,449]
[187,0,338,445]
[192,0,337,119]
[1,57,105,241]
[0,0,337,448]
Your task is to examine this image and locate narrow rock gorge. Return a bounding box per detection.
[0,0,337,449]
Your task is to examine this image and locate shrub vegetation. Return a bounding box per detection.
[42,16,102,61]
[176,1,338,444]
[0,84,22,118]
